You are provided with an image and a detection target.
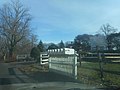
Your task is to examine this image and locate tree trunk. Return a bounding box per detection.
[9,47,14,61]
[79,53,82,67]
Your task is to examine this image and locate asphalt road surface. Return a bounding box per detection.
[0,62,105,90]
[0,62,37,84]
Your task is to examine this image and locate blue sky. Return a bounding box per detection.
[1,0,120,43]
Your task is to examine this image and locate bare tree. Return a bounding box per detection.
[89,34,107,51]
[100,23,117,50]
[0,0,31,60]
[16,37,31,54]
[30,34,38,48]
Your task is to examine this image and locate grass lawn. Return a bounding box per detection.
[77,61,120,87]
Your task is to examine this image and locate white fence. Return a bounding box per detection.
[40,52,49,65]
[48,48,77,79]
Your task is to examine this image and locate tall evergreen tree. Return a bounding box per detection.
[30,47,40,60]
[58,40,65,48]
[37,40,45,52]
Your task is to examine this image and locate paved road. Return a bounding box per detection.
[0,62,37,85]
[0,62,105,90]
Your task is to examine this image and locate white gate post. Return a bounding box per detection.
[49,57,51,69]
[73,54,77,79]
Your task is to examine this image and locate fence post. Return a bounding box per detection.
[98,53,104,83]
[49,57,51,69]
[102,53,106,64]
[73,54,77,79]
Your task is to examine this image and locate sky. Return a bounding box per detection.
[1,0,120,43]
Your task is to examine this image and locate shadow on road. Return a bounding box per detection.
[20,70,76,83]
[0,67,25,85]
[0,78,11,85]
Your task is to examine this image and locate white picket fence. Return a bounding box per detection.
[48,48,77,79]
